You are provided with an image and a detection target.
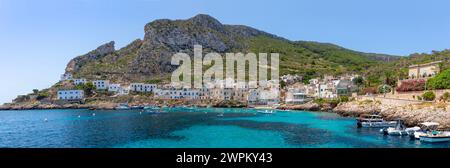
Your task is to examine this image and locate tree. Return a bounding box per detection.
[75,82,96,96]
[352,76,364,87]
[32,89,39,94]
[427,69,450,90]
[441,92,449,102]
[378,84,392,96]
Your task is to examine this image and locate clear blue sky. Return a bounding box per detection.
[1,0,449,104]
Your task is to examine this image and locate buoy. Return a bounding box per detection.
[78,115,81,118]
[92,113,96,116]
[44,118,48,122]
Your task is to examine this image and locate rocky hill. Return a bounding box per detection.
[64,14,400,83]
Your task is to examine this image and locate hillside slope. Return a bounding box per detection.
[65,14,400,83]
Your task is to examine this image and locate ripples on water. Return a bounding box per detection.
[0,108,449,148]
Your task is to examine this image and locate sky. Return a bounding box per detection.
[0,0,449,104]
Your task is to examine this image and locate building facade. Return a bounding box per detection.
[57,90,84,100]
[93,80,110,90]
[408,61,442,79]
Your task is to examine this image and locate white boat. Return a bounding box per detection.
[384,120,408,136]
[410,122,440,140]
[414,122,450,143]
[405,126,421,137]
[257,110,275,114]
[144,106,161,110]
[420,132,450,143]
[357,114,397,128]
[116,103,131,110]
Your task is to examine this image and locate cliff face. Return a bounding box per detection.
[64,14,399,83]
[66,41,116,73]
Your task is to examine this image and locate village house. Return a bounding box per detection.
[130,83,157,93]
[199,87,211,100]
[336,80,357,97]
[60,73,73,81]
[285,87,309,104]
[408,61,442,79]
[73,78,87,85]
[57,90,84,100]
[93,80,110,90]
[108,84,122,92]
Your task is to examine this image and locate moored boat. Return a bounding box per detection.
[380,120,408,136]
[420,131,450,143]
[414,122,450,143]
[115,103,131,110]
[356,114,397,128]
[257,110,275,114]
[410,122,440,140]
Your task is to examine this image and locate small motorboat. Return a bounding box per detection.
[217,113,224,117]
[130,105,144,110]
[410,122,440,140]
[357,114,397,128]
[405,126,421,139]
[380,120,408,136]
[144,106,161,110]
[257,110,275,114]
[116,103,131,110]
[420,131,450,143]
[414,122,450,143]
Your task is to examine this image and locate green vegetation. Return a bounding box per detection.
[441,92,449,102]
[247,36,398,82]
[75,82,96,96]
[426,69,450,90]
[145,79,163,84]
[36,92,50,100]
[422,91,436,101]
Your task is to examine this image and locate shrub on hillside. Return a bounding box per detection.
[441,92,450,102]
[427,69,450,90]
[422,91,436,101]
[396,79,426,92]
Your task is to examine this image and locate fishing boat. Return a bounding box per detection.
[380,120,408,136]
[116,103,131,110]
[356,114,397,128]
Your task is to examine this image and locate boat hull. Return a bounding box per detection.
[420,136,450,143]
[358,121,397,128]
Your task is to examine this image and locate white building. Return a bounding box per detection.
[247,88,280,105]
[73,78,87,85]
[285,88,309,105]
[108,84,121,92]
[57,90,84,100]
[60,73,73,81]
[247,89,260,104]
[93,80,110,90]
[130,83,157,93]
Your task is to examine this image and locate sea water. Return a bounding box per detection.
[0,108,449,148]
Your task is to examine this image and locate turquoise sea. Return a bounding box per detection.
[0,107,449,148]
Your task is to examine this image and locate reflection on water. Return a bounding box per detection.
[0,108,449,148]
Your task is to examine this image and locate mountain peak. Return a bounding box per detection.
[188,14,223,30]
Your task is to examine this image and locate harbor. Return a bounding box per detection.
[1,108,450,148]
